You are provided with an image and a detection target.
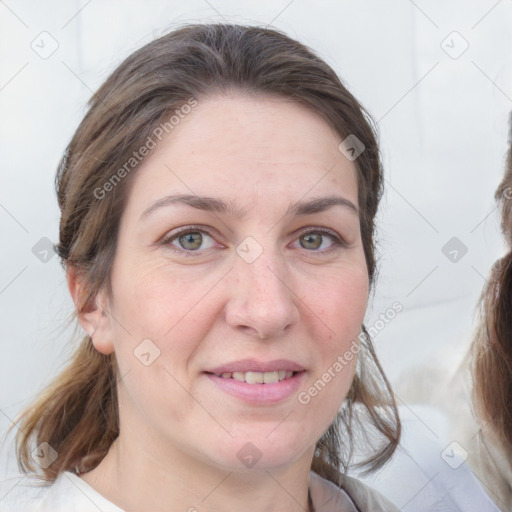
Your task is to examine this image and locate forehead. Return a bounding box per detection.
[124,93,358,217]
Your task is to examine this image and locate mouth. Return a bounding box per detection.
[204,368,307,404]
[206,370,301,384]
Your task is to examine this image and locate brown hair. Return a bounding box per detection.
[471,126,512,451]
[9,23,399,487]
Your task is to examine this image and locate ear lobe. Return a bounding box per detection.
[66,267,115,355]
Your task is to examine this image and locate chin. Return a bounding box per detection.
[207,430,313,473]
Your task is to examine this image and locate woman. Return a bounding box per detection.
[5,23,400,511]
[461,119,512,511]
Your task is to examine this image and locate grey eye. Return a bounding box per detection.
[178,232,203,250]
[168,230,216,252]
[299,232,323,250]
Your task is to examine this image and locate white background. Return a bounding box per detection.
[1,0,511,508]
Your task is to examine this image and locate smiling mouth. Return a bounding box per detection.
[207,370,301,384]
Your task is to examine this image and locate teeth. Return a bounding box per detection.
[218,370,296,384]
[263,371,279,384]
[247,371,264,384]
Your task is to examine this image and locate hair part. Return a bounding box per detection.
[9,22,400,486]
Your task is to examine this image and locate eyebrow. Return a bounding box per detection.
[140,194,359,221]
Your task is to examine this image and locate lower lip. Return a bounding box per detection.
[205,371,306,404]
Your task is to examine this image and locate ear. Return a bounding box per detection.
[66,266,115,355]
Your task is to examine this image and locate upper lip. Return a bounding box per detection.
[207,359,306,375]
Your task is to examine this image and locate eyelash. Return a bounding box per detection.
[161,224,347,257]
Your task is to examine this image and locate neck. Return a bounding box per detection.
[81,431,315,512]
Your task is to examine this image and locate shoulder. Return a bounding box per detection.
[465,424,512,511]
[309,471,399,512]
[0,474,48,511]
[0,471,125,512]
[341,475,400,511]
[448,366,512,510]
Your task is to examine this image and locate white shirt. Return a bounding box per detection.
[1,471,123,512]
[0,470,398,511]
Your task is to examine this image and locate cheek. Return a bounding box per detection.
[108,259,224,398]
[113,257,220,340]
[310,263,369,348]
[298,267,368,428]
[111,261,217,425]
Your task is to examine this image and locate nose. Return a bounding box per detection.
[224,247,300,339]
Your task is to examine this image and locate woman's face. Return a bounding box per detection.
[89,93,369,472]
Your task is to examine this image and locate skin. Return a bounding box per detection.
[68,93,369,512]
